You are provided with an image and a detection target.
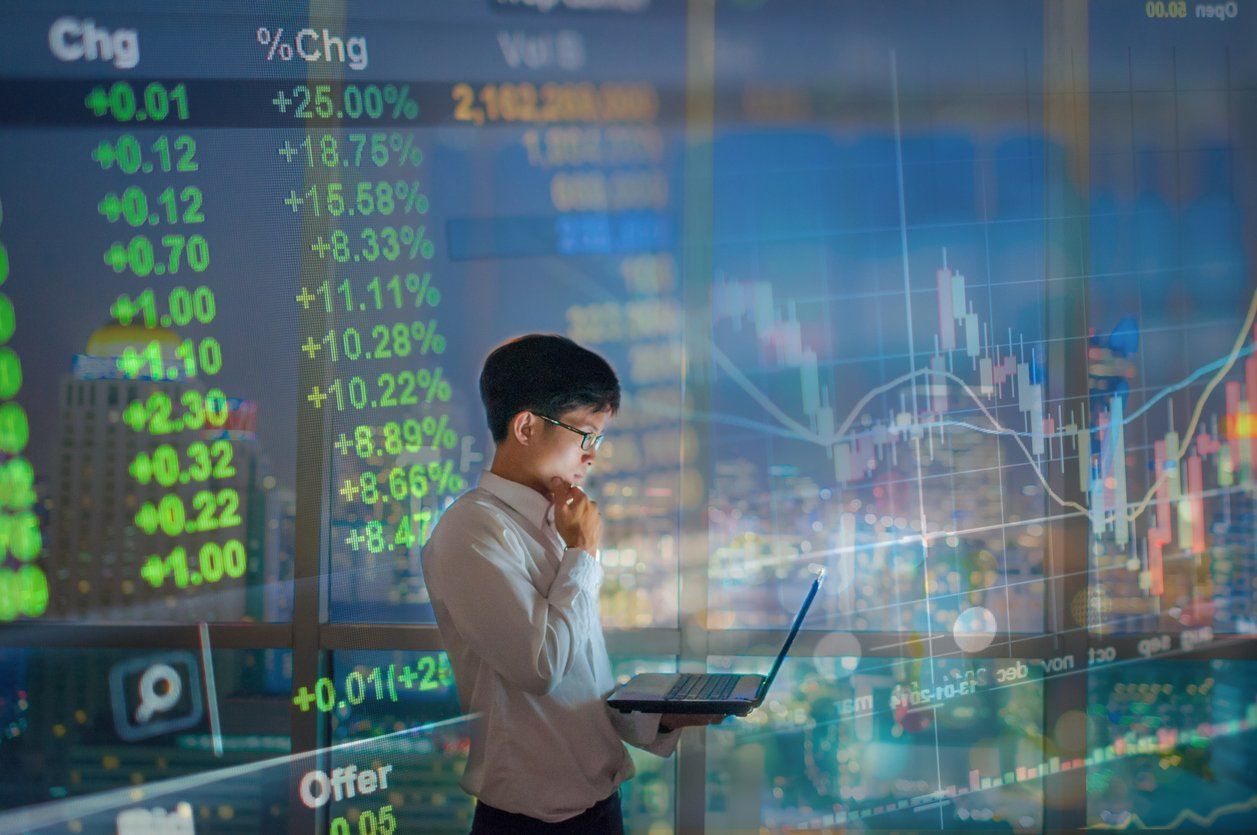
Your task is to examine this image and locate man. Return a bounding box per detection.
[422,334,721,833]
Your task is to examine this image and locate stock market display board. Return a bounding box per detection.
[0,0,1254,832]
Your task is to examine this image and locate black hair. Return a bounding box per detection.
[479,334,620,444]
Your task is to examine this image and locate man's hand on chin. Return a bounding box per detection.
[549,476,601,552]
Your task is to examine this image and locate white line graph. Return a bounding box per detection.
[712,285,1256,525]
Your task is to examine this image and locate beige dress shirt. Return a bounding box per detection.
[420,469,681,822]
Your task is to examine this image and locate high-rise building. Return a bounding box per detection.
[47,323,270,622]
[1211,506,1255,634]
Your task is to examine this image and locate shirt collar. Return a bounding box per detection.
[477,470,554,531]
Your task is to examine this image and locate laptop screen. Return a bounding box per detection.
[759,570,825,697]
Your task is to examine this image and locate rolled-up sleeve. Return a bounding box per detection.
[430,510,602,697]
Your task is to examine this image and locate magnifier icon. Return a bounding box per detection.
[135,663,182,724]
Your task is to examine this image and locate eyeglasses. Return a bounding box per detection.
[528,410,606,451]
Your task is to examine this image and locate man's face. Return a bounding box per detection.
[524,404,610,488]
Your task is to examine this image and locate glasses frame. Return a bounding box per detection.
[528,410,605,451]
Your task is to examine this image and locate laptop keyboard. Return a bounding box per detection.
[665,674,741,701]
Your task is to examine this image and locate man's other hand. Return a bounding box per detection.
[659,713,727,732]
[549,477,602,552]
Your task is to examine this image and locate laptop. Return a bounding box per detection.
[607,568,825,716]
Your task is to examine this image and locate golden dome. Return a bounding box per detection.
[86,323,181,358]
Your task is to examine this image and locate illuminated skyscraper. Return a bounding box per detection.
[47,323,270,621]
[1212,507,1255,634]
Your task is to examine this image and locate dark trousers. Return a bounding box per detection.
[470,789,623,834]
